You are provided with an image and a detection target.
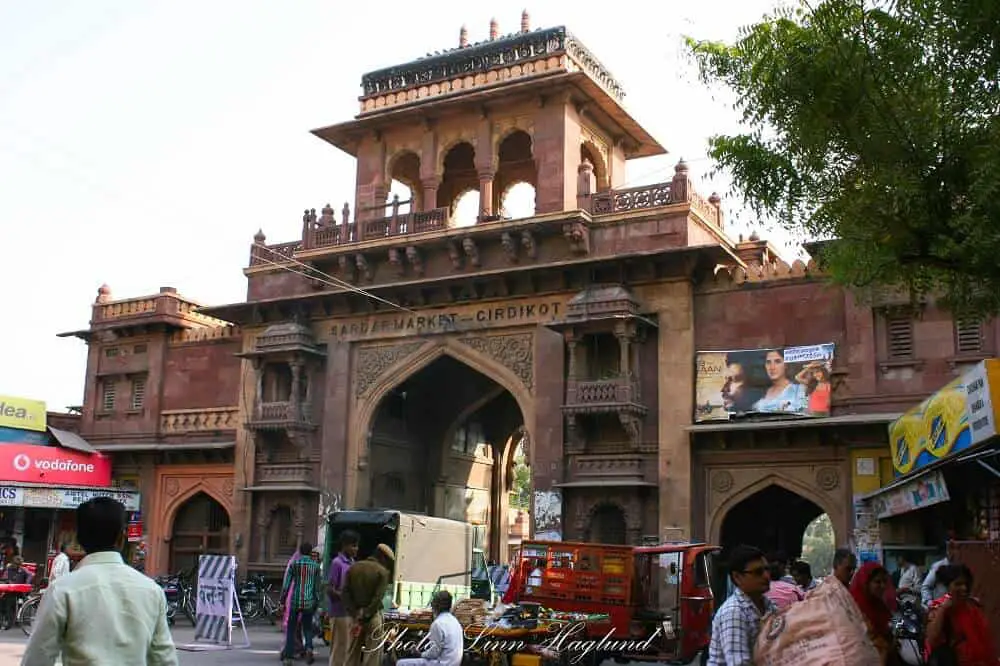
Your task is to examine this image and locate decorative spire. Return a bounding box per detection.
[489,17,499,40]
[95,284,112,304]
[708,192,721,206]
[749,229,761,241]
[459,25,469,48]
[674,157,689,174]
[254,229,266,244]
[521,10,530,33]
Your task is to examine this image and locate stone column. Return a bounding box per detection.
[290,361,302,411]
[253,359,264,419]
[477,170,495,219]
[656,281,695,541]
[421,176,441,212]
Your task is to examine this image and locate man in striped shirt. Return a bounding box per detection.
[281,542,323,666]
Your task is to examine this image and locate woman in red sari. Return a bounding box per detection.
[850,562,900,665]
[924,563,997,666]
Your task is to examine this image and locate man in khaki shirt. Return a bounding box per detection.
[21,497,178,666]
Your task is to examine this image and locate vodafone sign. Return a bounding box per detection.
[0,444,111,487]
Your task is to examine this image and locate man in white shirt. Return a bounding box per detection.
[21,497,178,666]
[896,553,922,593]
[921,555,949,607]
[397,590,464,666]
[47,543,71,585]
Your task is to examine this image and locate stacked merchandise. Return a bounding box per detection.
[452,598,489,626]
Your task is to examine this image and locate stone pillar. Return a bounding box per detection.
[478,170,495,219]
[421,176,441,212]
[656,281,695,541]
[234,340,260,578]
[531,328,566,536]
[290,361,302,414]
[322,341,353,511]
[566,335,578,381]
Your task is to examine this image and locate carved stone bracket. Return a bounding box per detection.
[448,241,463,270]
[388,248,405,277]
[355,341,425,398]
[501,232,519,264]
[521,231,538,259]
[405,246,424,276]
[618,412,642,449]
[339,255,357,282]
[564,415,584,454]
[462,237,481,268]
[356,254,373,282]
[562,221,590,254]
[458,333,534,392]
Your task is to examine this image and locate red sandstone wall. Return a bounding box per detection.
[160,340,241,411]
[695,277,998,415]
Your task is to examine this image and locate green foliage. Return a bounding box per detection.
[510,445,531,510]
[801,514,836,574]
[686,0,1000,317]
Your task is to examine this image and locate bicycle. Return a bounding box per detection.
[17,591,42,637]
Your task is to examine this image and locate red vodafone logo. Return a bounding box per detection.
[0,444,111,487]
[12,454,30,472]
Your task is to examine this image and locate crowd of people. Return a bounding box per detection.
[708,544,998,666]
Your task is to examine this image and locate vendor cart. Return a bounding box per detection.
[509,540,720,664]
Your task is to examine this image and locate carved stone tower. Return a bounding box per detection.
[311,19,665,228]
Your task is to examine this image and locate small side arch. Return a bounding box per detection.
[708,473,842,547]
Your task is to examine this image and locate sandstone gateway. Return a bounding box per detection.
[61,14,988,577]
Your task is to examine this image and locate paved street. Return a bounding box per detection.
[0,624,700,665]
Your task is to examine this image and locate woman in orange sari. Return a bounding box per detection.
[924,563,997,666]
[850,562,900,665]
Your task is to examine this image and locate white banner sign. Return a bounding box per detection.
[0,485,140,511]
[194,555,236,645]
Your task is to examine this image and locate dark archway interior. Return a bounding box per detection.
[437,142,478,210]
[586,504,627,544]
[368,355,524,559]
[169,492,230,574]
[720,485,825,561]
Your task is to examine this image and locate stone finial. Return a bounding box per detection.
[674,158,689,174]
[749,229,760,241]
[95,284,112,304]
[459,25,469,48]
[341,202,351,226]
[709,192,721,206]
[521,10,530,33]
[489,18,499,40]
[254,229,266,243]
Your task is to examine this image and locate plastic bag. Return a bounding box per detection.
[754,577,882,666]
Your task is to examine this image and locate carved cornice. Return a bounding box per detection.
[458,333,534,392]
[354,341,426,397]
[160,407,239,434]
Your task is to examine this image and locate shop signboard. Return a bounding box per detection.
[0,443,112,487]
[0,485,140,511]
[0,395,47,433]
[870,470,951,520]
[0,427,49,446]
[889,359,1000,478]
[694,343,835,421]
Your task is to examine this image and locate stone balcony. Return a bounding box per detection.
[245,401,315,431]
[569,454,653,484]
[160,407,239,435]
[564,376,645,414]
[246,177,723,269]
[256,463,315,486]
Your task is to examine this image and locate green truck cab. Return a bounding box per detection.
[322,510,493,610]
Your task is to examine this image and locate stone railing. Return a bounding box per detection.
[257,463,314,486]
[160,407,239,434]
[567,377,640,405]
[254,401,312,423]
[98,298,159,319]
[573,455,646,478]
[169,325,242,345]
[249,240,302,267]
[591,182,673,215]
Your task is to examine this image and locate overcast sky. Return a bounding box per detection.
[0,0,790,410]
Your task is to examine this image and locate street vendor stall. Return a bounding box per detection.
[384,598,611,665]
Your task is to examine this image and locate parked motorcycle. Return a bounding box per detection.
[892,590,925,666]
[154,574,181,627]
[236,573,280,624]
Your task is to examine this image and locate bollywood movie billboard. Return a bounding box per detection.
[889,359,1000,478]
[694,343,836,422]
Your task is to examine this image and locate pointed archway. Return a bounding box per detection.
[168,491,231,574]
[351,339,534,562]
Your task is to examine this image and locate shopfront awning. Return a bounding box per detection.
[861,442,1000,519]
[91,441,235,452]
[48,427,97,454]
[686,412,901,432]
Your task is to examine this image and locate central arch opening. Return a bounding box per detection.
[720,484,826,560]
[367,355,527,561]
[169,492,231,574]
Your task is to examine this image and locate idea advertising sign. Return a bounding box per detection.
[0,443,111,487]
[0,395,47,433]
